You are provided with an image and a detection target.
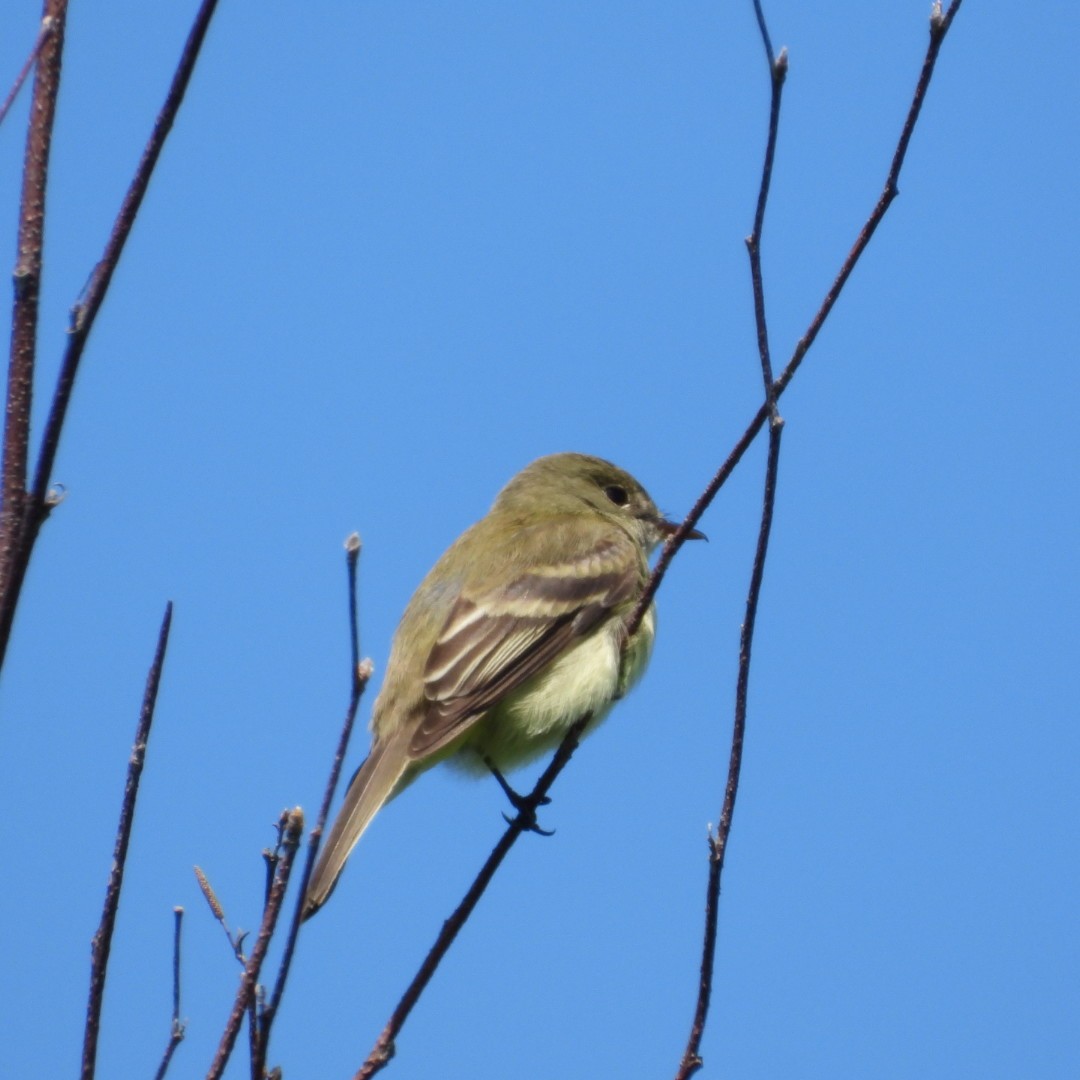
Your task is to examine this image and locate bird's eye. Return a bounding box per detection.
[604,484,629,507]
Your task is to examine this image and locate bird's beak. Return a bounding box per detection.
[657,517,707,542]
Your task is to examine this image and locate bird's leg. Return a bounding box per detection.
[481,754,554,836]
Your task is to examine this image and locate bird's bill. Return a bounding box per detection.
[657,517,707,541]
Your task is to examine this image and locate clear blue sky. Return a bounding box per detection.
[1,2,1076,1078]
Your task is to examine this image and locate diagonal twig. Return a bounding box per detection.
[0,13,56,130]
[674,2,966,1075]
[306,2,969,1071]
[354,714,590,1080]
[81,602,174,1080]
[205,808,304,1080]
[0,0,224,678]
[629,0,967,639]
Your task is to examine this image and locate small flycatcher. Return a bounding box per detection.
[303,452,701,918]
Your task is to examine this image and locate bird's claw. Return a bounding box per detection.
[484,755,554,835]
[502,809,556,837]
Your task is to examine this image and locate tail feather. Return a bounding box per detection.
[303,731,411,920]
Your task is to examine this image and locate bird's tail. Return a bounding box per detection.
[302,730,412,920]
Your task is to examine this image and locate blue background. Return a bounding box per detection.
[1,2,1076,1078]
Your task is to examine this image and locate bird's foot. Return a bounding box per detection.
[483,756,554,836]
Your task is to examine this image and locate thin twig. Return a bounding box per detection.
[676,11,786,1073]
[0,0,66,643]
[285,3,966,1071]
[253,534,370,1077]
[0,0,223,677]
[746,34,787,410]
[628,0,966,639]
[354,716,590,1080]
[247,994,260,1080]
[772,0,965,401]
[341,4,967,1072]
[679,431,782,1080]
[682,413,784,1074]
[205,808,304,1080]
[673,2,966,1074]
[81,603,174,1080]
[171,906,183,1033]
[152,907,186,1080]
[262,809,292,909]
[0,14,55,129]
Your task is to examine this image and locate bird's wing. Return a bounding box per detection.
[408,532,640,758]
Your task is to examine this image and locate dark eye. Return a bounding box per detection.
[604,484,629,507]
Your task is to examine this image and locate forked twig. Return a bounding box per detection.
[0,0,223,677]
[345,1,968,1074]
[251,534,371,1077]
[629,0,967,637]
[205,809,304,1080]
[81,603,174,1080]
[677,6,786,1075]
[675,2,966,1075]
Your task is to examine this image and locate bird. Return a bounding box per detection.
[303,452,702,919]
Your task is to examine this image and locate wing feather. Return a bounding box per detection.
[407,537,639,759]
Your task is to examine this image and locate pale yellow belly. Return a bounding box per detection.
[455,605,655,773]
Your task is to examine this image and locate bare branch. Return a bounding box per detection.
[205,808,304,1080]
[152,907,187,1080]
[773,0,966,400]
[0,0,223,677]
[673,2,967,1074]
[745,10,787,412]
[81,603,174,1080]
[0,0,67,638]
[262,809,293,910]
[676,6,787,1073]
[253,534,371,1076]
[629,0,967,639]
[340,5,970,1046]
[354,716,590,1080]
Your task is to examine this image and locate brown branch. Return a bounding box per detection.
[338,4,969,1074]
[245,2,965,1072]
[252,534,371,1078]
[0,0,223,678]
[679,428,782,1080]
[354,715,590,1080]
[0,0,66,640]
[152,907,187,1080]
[774,0,965,401]
[0,13,56,130]
[206,808,304,1080]
[80,603,174,1080]
[677,10,786,1073]
[674,2,967,1074]
[746,45,787,409]
[628,0,966,640]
